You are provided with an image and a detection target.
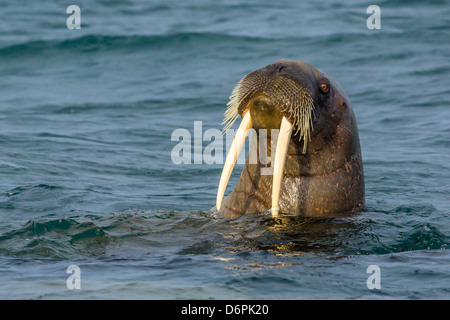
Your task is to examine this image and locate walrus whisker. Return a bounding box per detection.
[222,77,245,135]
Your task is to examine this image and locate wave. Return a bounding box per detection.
[0,207,447,260]
[0,31,379,57]
[0,33,270,56]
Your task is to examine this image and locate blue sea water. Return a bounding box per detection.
[0,0,449,299]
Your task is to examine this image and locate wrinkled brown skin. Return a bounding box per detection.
[217,59,365,218]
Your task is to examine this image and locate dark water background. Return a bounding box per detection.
[0,0,449,299]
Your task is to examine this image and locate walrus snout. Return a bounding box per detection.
[233,65,316,154]
[232,68,315,129]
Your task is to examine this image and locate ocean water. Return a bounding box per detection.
[0,0,449,299]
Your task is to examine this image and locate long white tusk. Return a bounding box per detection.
[271,116,293,217]
[216,111,252,211]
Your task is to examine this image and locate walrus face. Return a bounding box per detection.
[217,59,359,217]
[223,59,345,154]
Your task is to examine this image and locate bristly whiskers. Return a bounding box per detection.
[222,73,315,154]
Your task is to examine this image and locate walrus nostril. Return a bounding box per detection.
[276,63,288,72]
[269,63,288,73]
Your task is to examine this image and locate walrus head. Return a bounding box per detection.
[216,59,365,218]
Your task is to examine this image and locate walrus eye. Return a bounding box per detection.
[319,82,329,94]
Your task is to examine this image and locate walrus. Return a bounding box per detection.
[215,59,364,218]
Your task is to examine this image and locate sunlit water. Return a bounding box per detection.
[0,0,449,299]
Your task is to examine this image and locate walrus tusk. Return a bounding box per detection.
[216,111,252,211]
[271,116,293,217]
